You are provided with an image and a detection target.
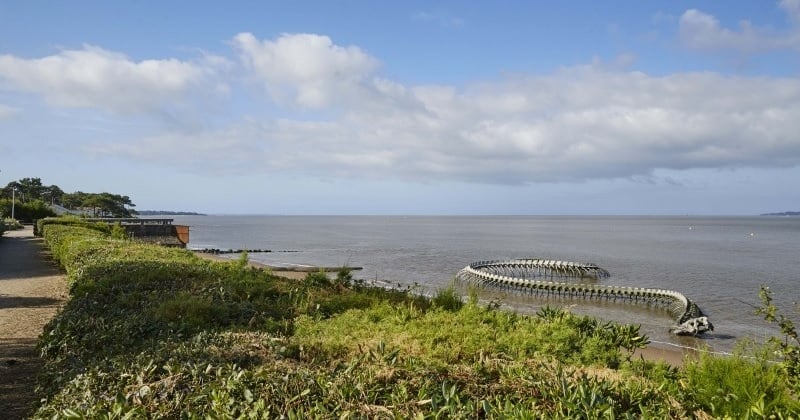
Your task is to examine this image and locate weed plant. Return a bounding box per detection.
[31,222,800,418]
[758,285,800,393]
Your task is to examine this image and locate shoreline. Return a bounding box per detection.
[195,250,699,367]
[634,343,698,367]
[192,251,336,280]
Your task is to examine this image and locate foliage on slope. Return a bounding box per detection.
[34,222,799,418]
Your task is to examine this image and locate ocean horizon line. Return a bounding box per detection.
[180,213,775,218]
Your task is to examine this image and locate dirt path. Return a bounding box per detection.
[0,226,68,419]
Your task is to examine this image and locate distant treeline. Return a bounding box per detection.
[2,177,135,220]
[761,211,800,216]
[138,210,206,216]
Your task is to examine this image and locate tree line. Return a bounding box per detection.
[0,177,136,222]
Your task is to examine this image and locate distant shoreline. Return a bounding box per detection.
[137,210,206,216]
[760,211,800,216]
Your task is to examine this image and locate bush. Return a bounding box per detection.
[33,223,800,417]
[431,284,463,312]
[757,285,800,392]
[304,269,331,287]
[681,345,800,416]
[3,217,22,230]
[37,216,110,237]
[0,198,56,223]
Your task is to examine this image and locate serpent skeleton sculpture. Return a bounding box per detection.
[456,259,713,336]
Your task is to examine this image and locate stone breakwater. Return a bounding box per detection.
[456,258,713,336]
[192,248,300,254]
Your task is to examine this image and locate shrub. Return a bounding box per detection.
[304,269,331,287]
[757,285,800,392]
[431,284,463,312]
[681,345,799,417]
[33,223,799,417]
[334,266,353,288]
[155,292,230,329]
[37,216,110,237]
[0,198,55,223]
[3,217,22,230]
[109,222,128,240]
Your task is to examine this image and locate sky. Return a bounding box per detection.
[1,1,799,215]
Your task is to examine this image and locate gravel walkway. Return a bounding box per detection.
[0,226,68,419]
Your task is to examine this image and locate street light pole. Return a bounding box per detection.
[11,187,15,220]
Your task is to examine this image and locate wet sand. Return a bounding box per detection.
[194,252,309,280]
[634,344,695,367]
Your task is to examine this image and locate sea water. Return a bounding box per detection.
[168,215,800,354]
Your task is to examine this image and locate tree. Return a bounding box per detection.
[2,178,62,204]
[42,185,65,205]
[2,178,136,218]
[61,191,88,210]
[0,199,56,222]
[16,177,44,202]
[67,192,136,217]
[1,182,20,200]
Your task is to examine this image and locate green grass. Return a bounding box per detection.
[681,343,798,417]
[31,221,800,418]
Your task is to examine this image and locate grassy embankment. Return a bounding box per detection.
[32,217,799,418]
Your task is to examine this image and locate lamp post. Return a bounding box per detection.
[11,186,15,220]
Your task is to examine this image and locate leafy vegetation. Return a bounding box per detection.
[1,177,136,219]
[1,177,59,222]
[681,344,794,417]
[0,199,56,223]
[60,190,136,217]
[758,285,800,393]
[3,217,22,231]
[31,221,800,417]
[1,177,63,205]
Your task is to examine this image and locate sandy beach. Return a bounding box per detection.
[634,344,696,367]
[194,252,309,280]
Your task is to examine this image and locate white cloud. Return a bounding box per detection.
[233,32,379,108]
[0,104,19,119]
[16,33,796,186]
[678,6,800,52]
[0,45,222,114]
[101,39,800,184]
[781,0,800,24]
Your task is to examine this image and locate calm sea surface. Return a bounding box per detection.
[168,215,800,353]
